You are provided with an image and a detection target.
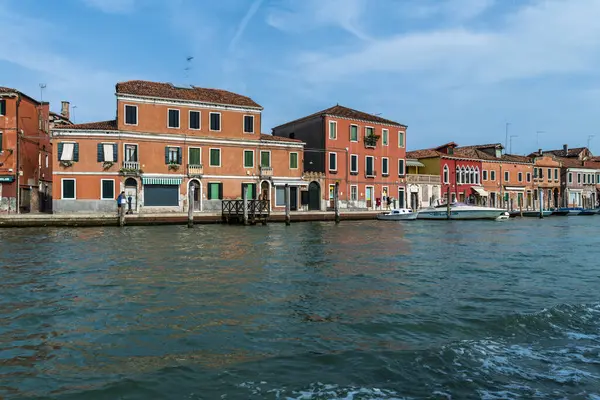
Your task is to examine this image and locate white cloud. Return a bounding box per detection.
[406,0,495,22]
[82,0,136,14]
[229,0,264,52]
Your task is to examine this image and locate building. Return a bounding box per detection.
[272,105,407,210]
[51,80,305,213]
[454,144,534,209]
[407,143,484,205]
[49,101,73,129]
[405,158,441,209]
[0,87,52,213]
[528,150,562,209]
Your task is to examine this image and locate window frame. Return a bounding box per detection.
[189,110,201,130]
[167,108,180,129]
[209,148,221,167]
[209,112,221,132]
[518,172,523,182]
[243,149,254,168]
[329,152,338,172]
[61,178,76,200]
[526,172,531,182]
[275,186,286,207]
[289,152,298,169]
[0,99,6,116]
[365,126,374,139]
[398,159,405,176]
[491,170,496,181]
[260,150,271,168]
[398,131,405,148]
[188,146,202,165]
[350,154,358,174]
[350,124,359,142]
[167,146,181,164]
[365,155,375,176]
[243,115,255,134]
[382,157,389,175]
[382,129,389,146]
[504,171,509,182]
[124,104,138,126]
[123,143,138,162]
[328,120,337,140]
[207,182,223,200]
[350,185,358,201]
[443,165,449,184]
[547,168,552,180]
[100,179,115,200]
[483,170,488,181]
[554,168,559,181]
[59,142,76,161]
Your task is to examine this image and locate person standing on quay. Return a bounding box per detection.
[117,191,125,215]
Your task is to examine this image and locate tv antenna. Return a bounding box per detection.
[39,84,47,102]
[185,56,194,83]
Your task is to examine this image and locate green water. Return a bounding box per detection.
[1,219,599,399]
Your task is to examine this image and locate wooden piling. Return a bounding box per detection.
[188,185,194,228]
[446,186,451,220]
[284,184,291,226]
[334,182,340,223]
[539,189,544,219]
[242,184,249,225]
[119,204,125,227]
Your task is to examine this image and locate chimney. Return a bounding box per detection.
[61,101,70,120]
[538,148,542,155]
[563,144,568,155]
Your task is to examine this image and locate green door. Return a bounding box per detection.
[242,183,256,200]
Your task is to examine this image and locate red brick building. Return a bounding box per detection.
[272,105,407,210]
[0,88,53,213]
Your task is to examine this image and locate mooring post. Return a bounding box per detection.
[119,203,125,227]
[446,186,451,220]
[284,184,291,226]
[539,188,544,219]
[334,182,340,223]
[188,185,194,228]
[242,184,249,225]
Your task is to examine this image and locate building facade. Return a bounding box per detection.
[0,87,53,213]
[272,105,407,210]
[51,80,305,214]
[405,158,441,209]
[529,152,562,209]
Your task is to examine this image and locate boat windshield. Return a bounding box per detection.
[434,202,469,208]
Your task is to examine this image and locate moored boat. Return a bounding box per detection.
[550,210,569,216]
[376,208,418,221]
[577,209,597,216]
[417,202,507,220]
[510,210,553,218]
[557,207,584,216]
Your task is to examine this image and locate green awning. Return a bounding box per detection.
[142,177,182,185]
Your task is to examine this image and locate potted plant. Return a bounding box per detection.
[168,162,180,171]
[60,160,74,167]
[364,134,380,148]
[103,161,114,170]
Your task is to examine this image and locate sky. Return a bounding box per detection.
[2,0,600,155]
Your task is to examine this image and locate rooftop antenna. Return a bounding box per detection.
[39,84,46,102]
[185,56,194,85]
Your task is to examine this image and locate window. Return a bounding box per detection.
[475,168,479,184]
[366,156,374,176]
[168,109,180,128]
[398,159,405,176]
[124,144,138,162]
[101,179,115,200]
[518,172,523,182]
[45,155,48,168]
[124,105,137,125]
[289,152,298,169]
[350,154,358,173]
[597,174,600,184]
[534,168,538,178]
[491,170,496,181]
[350,125,358,142]
[382,157,389,175]
[0,99,5,116]
[329,121,337,139]
[577,173,581,184]
[443,165,449,184]
[275,187,286,206]
[527,172,531,182]
[461,168,466,184]
[97,143,117,162]
[539,168,544,179]
[568,172,572,183]
[483,170,488,180]
[547,168,551,180]
[0,131,3,151]
[244,150,254,168]
[398,131,405,147]
[189,111,201,130]
[62,179,76,199]
[554,168,558,180]
[208,182,223,200]
[210,112,221,131]
[210,148,221,167]
[188,147,201,165]
[166,147,181,164]
[456,167,461,184]
[504,171,509,182]
[244,115,254,133]
[350,185,358,201]
[329,152,337,171]
[58,142,78,161]
[365,127,374,138]
[382,129,389,146]
[260,151,271,167]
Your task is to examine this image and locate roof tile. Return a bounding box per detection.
[54,120,118,130]
[273,105,406,129]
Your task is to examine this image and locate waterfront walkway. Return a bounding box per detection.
[0,210,382,228]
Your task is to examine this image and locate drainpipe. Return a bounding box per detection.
[15,93,21,214]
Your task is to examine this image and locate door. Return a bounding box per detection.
[410,192,418,210]
[242,183,256,200]
[190,180,201,211]
[329,184,335,209]
[366,187,373,208]
[261,181,269,201]
[290,187,298,211]
[125,178,137,212]
[308,182,320,211]
[398,188,406,208]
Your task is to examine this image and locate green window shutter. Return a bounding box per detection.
[290,153,298,168]
[218,183,223,200]
[210,149,220,166]
[165,147,169,164]
[73,143,79,161]
[261,152,270,167]
[57,143,64,160]
[251,184,256,200]
[178,148,182,164]
[97,143,104,162]
[244,151,253,167]
[189,148,200,165]
[113,144,118,161]
[0,132,3,151]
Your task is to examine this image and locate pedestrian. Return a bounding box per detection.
[386,196,392,210]
[117,191,125,215]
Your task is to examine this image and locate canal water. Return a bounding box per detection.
[1,219,599,399]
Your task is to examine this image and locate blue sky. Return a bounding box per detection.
[2,0,600,155]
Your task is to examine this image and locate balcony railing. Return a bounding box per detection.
[121,161,141,175]
[187,164,203,177]
[406,174,442,184]
[260,166,273,177]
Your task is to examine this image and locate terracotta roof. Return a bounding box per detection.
[457,143,503,150]
[544,147,588,157]
[273,104,406,130]
[583,160,600,169]
[260,133,303,143]
[116,80,262,109]
[0,87,41,104]
[54,120,118,131]
[406,149,441,159]
[556,157,585,168]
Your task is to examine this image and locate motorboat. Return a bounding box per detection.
[496,212,510,221]
[557,207,584,216]
[550,210,570,216]
[509,210,553,218]
[376,208,418,221]
[417,202,507,220]
[578,209,597,216]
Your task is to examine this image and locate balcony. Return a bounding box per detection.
[187,164,203,177]
[365,170,377,178]
[260,166,273,177]
[406,174,441,184]
[120,161,141,176]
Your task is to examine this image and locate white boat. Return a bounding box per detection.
[495,212,511,221]
[376,208,418,221]
[417,202,507,220]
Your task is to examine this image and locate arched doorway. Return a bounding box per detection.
[189,180,201,211]
[308,181,320,211]
[124,178,138,213]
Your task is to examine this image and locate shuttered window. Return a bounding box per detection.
[244,115,254,133]
[59,143,78,161]
[0,100,5,116]
[208,182,223,200]
[350,125,358,142]
[124,105,137,125]
[289,152,298,169]
[210,113,221,131]
[168,109,180,128]
[97,143,117,162]
[189,148,201,165]
[260,151,271,167]
[101,180,115,200]
[165,147,182,164]
[189,111,200,130]
[244,150,254,168]
[366,156,374,176]
[62,179,76,199]
[210,148,221,166]
[350,154,358,173]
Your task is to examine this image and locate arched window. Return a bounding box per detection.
[461,167,466,184]
[470,167,475,184]
[443,165,449,184]
[475,168,480,184]
[456,167,461,184]
[465,167,470,184]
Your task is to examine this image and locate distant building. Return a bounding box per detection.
[528,149,562,209]
[51,80,305,213]
[405,157,441,209]
[272,105,407,210]
[49,101,72,129]
[0,87,53,213]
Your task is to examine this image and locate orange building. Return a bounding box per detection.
[528,151,562,209]
[272,105,407,210]
[51,81,305,213]
[0,87,53,213]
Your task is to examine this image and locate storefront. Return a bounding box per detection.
[142,176,182,208]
